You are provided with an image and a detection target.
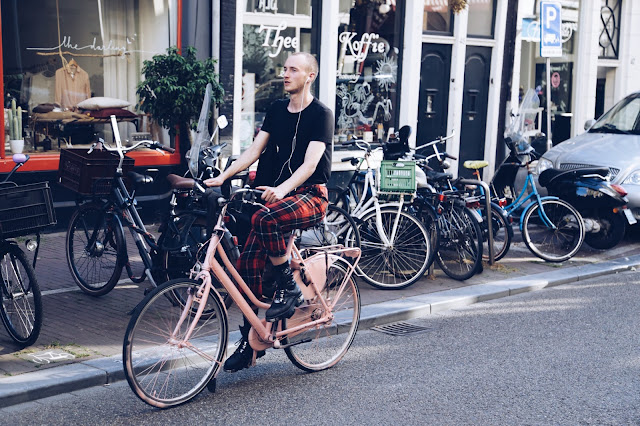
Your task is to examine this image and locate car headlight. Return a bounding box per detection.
[622,170,640,185]
[537,158,553,175]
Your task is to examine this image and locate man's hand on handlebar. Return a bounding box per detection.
[204,176,225,187]
[256,185,287,204]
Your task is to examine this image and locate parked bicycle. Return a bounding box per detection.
[391,132,484,280]
[328,139,432,289]
[63,116,177,296]
[0,154,56,346]
[123,187,361,408]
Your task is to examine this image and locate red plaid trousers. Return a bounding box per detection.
[237,184,328,297]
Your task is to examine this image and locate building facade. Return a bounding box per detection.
[3,0,640,185]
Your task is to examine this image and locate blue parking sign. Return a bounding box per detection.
[540,1,562,57]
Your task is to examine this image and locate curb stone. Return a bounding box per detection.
[2,253,640,408]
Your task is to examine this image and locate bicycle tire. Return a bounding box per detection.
[66,203,125,296]
[284,260,360,372]
[521,199,585,262]
[356,207,431,289]
[414,204,439,270]
[436,204,483,280]
[157,213,235,309]
[327,186,349,211]
[123,278,228,408]
[482,203,512,262]
[0,244,42,347]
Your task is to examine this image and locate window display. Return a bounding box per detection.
[335,0,403,144]
[241,0,314,151]
[2,0,171,154]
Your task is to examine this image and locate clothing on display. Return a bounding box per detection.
[55,60,91,110]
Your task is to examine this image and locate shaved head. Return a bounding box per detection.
[288,52,318,76]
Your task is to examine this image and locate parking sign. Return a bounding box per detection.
[540,1,562,57]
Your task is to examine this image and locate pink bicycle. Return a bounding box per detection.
[122,188,361,408]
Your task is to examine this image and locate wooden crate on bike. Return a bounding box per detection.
[0,182,57,238]
[377,160,416,196]
[58,148,135,195]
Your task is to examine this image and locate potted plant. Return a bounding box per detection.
[136,46,224,164]
[7,99,24,154]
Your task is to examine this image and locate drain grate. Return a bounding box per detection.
[372,322,430,336]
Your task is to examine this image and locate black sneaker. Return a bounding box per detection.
[265,285,304,322]
[223,325,264,372]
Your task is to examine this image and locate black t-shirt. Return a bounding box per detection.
[254,98,334,187]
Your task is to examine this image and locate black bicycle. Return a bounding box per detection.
[0,154,56,346]
[63,116,178,297]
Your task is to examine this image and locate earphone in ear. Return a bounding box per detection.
[306,77,311,84]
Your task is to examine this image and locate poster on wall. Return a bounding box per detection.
[534,62,573,114]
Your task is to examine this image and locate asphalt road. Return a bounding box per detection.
[2,270,639,425]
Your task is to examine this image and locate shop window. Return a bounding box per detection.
[423,1,453,34]
[467,0,495,38]
[2,0,171,154]
[599,0,621,59]
[336,0,403,145]
[241,1,315,151]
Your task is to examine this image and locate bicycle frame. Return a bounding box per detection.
[501,169,560,232]
[179,194,361,348]
[339,145,410,247]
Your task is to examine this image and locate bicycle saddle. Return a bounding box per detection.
[463,160,489,170]
[166,174,195,190]
[426,170,454,183]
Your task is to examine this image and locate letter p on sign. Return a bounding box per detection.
[540,1,562,57]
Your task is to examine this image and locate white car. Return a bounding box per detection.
[537,91,640,224]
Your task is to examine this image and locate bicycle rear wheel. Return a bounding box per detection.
[436,204,483,280]
[66,203,125,296]
[521,199,585,262]
[284,261,360,372]
[123,279,227,408]
[0,244,42,347]
[357,207,431,289]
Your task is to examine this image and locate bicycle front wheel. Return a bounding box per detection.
[436,205,483,280]
[66,203,125,296]
[123,279,228,408]
[522,199,585,262]
[357,207,431,289]
[482,203,512,262]
[0,244,42,347]
[284,261,360,372]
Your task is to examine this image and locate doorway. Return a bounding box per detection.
[459,46,492,178]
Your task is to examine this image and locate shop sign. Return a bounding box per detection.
[338,32,386,66]
[258,22,298,57]
[26,34,140,57]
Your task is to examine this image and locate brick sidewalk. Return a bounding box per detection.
[1,226,639,377]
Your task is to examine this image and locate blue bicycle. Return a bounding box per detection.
[469,138,585,263]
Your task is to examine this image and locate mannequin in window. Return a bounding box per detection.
[55,58,91,110]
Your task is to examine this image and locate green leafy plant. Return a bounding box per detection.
[136,46,224,136]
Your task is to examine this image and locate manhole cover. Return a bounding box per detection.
[372,322,430,336]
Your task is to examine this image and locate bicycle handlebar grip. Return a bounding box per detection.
[445,153,457,160]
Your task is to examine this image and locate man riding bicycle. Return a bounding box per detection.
[204,52,334,372]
